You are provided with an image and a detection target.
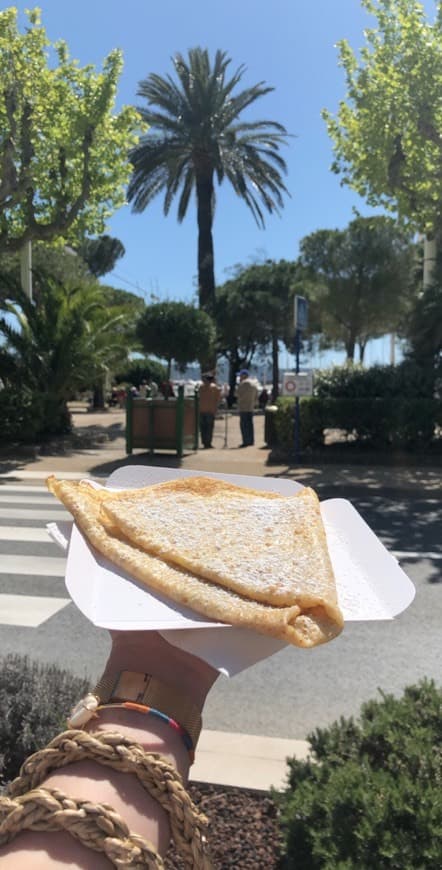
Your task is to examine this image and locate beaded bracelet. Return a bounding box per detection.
[96,701,195,762]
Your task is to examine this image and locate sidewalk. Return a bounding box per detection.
[1,406,441,492]
[1,406,440,790]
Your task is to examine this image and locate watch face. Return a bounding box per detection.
[113,670,151,703]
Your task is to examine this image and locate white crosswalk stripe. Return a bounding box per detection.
[0,526,52,542]
[0,485,70,627]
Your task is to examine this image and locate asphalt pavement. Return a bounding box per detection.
[0,406,441,789]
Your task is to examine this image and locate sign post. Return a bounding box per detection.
[293,296,309,463]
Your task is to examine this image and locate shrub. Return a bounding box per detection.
[276,680,442,869]
[275,397,325,450]
[0,655,90,784]
[274,396,441,451]
[0,387,45,444]
[115,357,167,388]
[313,361,435,399]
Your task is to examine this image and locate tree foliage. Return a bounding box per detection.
[115,357,167,387]
[0,241,91,305]
[0,276,136,434]
[215,272,270,401]
[299,216,416,360]
[277,680,442,868]
[406,249,442,376]
[77,235,125,277]
[136,300,216,377]
[0,7,140,253]
[128,47,289,311]
[216,259,296,398]
[323,0,442,235]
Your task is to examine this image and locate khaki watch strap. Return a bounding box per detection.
[93,670,202,747]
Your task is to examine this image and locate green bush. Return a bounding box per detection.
[276,680,442,869]
[115,357,167,388]
[0,655,90,784]
[274,396,440,451]
[313,361,435,399]
[275,397,325,449]
[0,387,45,444]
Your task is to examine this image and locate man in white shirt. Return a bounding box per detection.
[236,369,258,447]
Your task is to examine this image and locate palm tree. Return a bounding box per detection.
[128,48,289,312]
[0,276,134,434]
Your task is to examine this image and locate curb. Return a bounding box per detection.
[190,730,309,792]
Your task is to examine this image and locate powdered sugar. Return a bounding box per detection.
[104,490,335,605]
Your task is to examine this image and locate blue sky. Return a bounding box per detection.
[13,0,438,368]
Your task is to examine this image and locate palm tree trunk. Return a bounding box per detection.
[196,172,215,313]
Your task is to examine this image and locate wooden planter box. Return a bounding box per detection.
[125,386,199,457]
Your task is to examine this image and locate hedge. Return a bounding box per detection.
[276,680,442,869]
[0,387,45,445]
[312,361,435,399]
[274,396,442,451]
[0,388,72,444]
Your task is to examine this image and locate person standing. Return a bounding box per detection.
[237,369,258,447]
[138,379,149,398]
[198,373,222,448]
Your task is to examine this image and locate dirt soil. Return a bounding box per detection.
[165,782,285,869]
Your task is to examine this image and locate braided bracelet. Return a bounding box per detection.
[96,701,195,761]
[4,729,212,868]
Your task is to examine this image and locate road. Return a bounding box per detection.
[0,480,440,740]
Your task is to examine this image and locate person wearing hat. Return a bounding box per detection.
[198,373,222,448]
[236,369,258,447]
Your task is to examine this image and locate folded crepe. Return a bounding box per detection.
[47,475,343,648]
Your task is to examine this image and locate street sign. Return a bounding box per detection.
[282,371,313,396]
[294,295,308,331]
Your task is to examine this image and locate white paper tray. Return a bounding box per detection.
[58,466,415,675]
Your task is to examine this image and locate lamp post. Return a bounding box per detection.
[293,295,308,464]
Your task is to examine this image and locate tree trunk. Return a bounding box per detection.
[423,235,437,289]
[358,341,367,363]
[196,172,215,313]
[92,383,105,410]
[228,357,237,408]
[271,332,279,401]
[345,336,356,362]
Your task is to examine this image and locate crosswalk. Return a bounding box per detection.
[0,484,71,628]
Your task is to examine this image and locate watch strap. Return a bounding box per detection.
[92,670,202,747]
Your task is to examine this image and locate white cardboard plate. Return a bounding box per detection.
[59,466,415,675]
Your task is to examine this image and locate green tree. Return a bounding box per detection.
[299,216,416,361]
[406,253,442,376]
[136,300,216,377]
[0,7,140,253]
[216,260,295,399]
[77,235,125,278]
[323,0,442,239]
[127,48,289,312]
[89,284,146,408]
[0,241,91,304]
[0,277,135,434]
[215,275,270,404]
[115,357,167,388]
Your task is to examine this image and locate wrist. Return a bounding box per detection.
[105,631,218,710]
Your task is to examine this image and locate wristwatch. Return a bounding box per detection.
[68,670,202,748]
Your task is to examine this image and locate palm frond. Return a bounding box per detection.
[177,167,195,221]
[128,47,290,306]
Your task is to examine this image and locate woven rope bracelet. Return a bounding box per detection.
[0,785,163,868]
[1,728,212,869]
